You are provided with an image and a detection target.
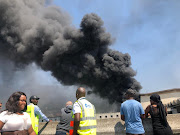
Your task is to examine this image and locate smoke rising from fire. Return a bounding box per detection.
[0,0,141,103]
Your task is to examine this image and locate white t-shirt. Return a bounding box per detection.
[72,97,94,115]
[73,101,81,114]
[0,111,32,132]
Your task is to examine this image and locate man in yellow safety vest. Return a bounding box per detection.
[26,95,51,134]
[72,87,97,135]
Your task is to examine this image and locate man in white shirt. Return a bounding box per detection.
[72,87,96,135]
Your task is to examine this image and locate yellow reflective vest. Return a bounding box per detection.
[26,104,39,135]
[72,97,97,135]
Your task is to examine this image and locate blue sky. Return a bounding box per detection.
[52,0,180,93]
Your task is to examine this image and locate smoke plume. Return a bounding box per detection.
[0,0,141,103]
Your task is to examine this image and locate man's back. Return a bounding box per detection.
[73,97,97,135]
[56,105,73,133]
[120,99,145,134]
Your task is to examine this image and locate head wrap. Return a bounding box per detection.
[150,94,161,103]
[150,94,168,127]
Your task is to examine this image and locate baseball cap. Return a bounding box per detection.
[30,95,40,100]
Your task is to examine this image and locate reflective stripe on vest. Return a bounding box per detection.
[73,98,97,135]
[81,117,96,121]
[26,104,39,135]
[79,125,97,130]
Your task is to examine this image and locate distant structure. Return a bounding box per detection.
[140,88,180,114]
[39,88,180,123]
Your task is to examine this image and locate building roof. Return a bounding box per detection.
[140,88,180,96]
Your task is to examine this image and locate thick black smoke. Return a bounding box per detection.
[0,0,141,103]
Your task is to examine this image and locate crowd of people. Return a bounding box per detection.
[0,87,96,135]
[0,87,173,135]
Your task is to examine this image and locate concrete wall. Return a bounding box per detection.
[38,113,180,135]
[96,112,120,119]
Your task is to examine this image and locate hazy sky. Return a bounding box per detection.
[52,0,180,93]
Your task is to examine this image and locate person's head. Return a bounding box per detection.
[6,91,27,113]
[125,89,136,99]
[29,95,40,105]
[150,94,167,126]
[0,102,2,110]
[76,87,86,100]
[150,94,161,105]
[66,101,73,107]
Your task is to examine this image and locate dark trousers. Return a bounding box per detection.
[55,131,68,135]
[56,130,79,135]
[126,133,145,135]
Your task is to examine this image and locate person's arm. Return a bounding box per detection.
[121,115,125,121]
[34,106,50,122]
[165,106,168,116]
[139,103,145,120]
[72,102,81,135]
[28,125,36,135]
[0,121,4,130]
[120,105,125,121]
[73,113,80,135]
[145,105,150,118]
[140,114,145,119]
[0,112,5,130]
